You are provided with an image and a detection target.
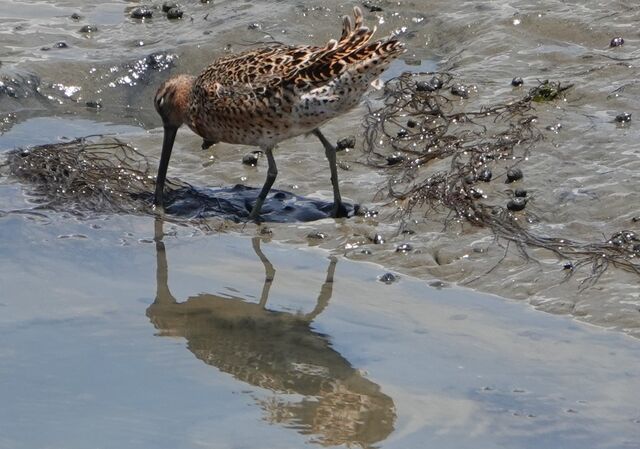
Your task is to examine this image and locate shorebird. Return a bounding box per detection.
[153,6,404,220]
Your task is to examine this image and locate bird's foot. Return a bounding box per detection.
[331,202,349,219]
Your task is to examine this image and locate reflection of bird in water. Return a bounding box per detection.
[147,219,395,448]
[153,6,404,219]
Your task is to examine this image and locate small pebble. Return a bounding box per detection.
[514,188,528,197]
[632,216,640,222]
[610,37,624,47]
[506,167,523,183]
[162,1,178,12]
[386,153,405,165]
[166,7,183,19]
[85,100,102,109]
[131,6,153,19]
[477,167,492,182]
[416,80,437,92]
[54,41,68,49]
[615,112,632,123]
[406,119,418,128]
[379,272,398,284]
[546,123,562,133]
[371,233,385,244]
[429,280,447,288]
[396,243,413,253]
[247,22,262,30]
[469,187,484,199]
[336,136,356,151]
[242,151,261,166]
[397,128,409,138]
[307,231,327,239]
[70,12,82,20]
[563,262,574,270]
[429,76,443,90]
[450,83,469,98]
[507,197,527,211]
[79,24,98,33]
[511,76,524,87]
[363,2,383,12]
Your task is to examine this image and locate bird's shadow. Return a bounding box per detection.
[147,218,395,447]
[141,184,355,222]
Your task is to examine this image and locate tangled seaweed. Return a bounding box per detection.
[3,136,175,215]
[363,72,639,285]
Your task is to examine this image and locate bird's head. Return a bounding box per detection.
[154,74,194,129]
[153,74,194,210]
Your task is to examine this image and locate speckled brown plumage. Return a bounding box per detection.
[153,6,404,219]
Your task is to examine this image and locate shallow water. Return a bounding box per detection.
[1,1,640,447]
[1,214,640,448]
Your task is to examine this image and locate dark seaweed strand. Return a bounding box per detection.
[362,73,639,285]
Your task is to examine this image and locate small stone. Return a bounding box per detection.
[79,24,98,33]
[615,112,632,123]
[85,100,102,109]
[397,128,409,138]
[610,37,624,47]
[336,136,356,151]
[511,77,524,87]
[396,243,413,253]
[371,234,384,244]
[131,6,153,19]
[307,231,327,239]
[162,2,178,12]
[242,151,261,166]
[416,80,437,92]
[364,209,378,218]
[247,22,262,30]
[477,167,492,182]
[71,13,82,20]
[363,2,383,12]
[563,262,574,270]
[450,83,469,98]
[507,197,527,211]
[406,119,418,128]
[429,280,447,288]
[429,76,443,90]
[506,167,523,183]
[632,216,640,222]
[469,187,484,199]
[54,42,68,49]
[166,7,183,19]
[379,272,398,284]
[386,153,404,165]
[514,188,528,197]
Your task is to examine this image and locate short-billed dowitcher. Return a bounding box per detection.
[153,6,404,219]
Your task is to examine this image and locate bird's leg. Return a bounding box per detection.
[249,146,277,221]
[313,128,344,218]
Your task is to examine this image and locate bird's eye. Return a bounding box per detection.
[156,95,165,110]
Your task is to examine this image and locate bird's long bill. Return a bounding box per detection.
[154,126,178,208]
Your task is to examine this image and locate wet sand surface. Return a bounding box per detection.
[1,0,640,447]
